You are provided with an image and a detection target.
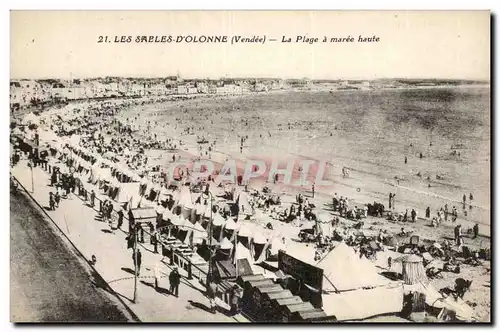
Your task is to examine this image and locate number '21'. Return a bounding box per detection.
[97,36,109,43]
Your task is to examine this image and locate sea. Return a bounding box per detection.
[121,86,491,230]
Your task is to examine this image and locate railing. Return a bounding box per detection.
[10,174,141,322]
[44,158,233,294]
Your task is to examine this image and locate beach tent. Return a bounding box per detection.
[237,222,255,238]
[22,112,39,125]
[195,203,206,216]
[403,282,475,321]
[269,236,285,257]
[318,242,404,321]
[224,218,239,231]
[212,213,227,227]
[169,214,183,227]
[69,134,81,147]
[155,204,166,216]
[220,237,234,250]
[252,230,268,245]
[162,208,173,221]
[396,254,428,285]
[318,242,399,291]
[176,185,194,210]
[234,242,255,266]
[192,221,208,244]
[235,190,253,216]
[114,182,141,204]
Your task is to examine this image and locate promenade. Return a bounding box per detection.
[11,159,247,322]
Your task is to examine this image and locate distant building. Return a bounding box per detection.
[196,82,208,94]
[176,85,188,95]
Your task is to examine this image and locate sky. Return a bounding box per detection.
[10,10,491,80]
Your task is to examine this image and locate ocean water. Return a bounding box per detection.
[123,86,490,227]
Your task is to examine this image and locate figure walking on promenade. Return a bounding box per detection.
[154,260,163,290]
[206,279,218,314]
[117,206,124,230]
[49,192,55,210]
[133,249,142,276]
[169,267,181,297]
[54,191,61,208]
[90,190,95,208]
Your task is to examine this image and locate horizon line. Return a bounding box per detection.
[9,75,491,82]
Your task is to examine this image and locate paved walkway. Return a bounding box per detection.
[12,159,247,322]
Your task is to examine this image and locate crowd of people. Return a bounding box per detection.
[10,92,489,322]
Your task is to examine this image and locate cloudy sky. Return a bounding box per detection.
[10,11,490,80]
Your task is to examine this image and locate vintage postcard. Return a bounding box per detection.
[9,10,491,323]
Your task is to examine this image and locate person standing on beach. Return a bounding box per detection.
[463,194,467,205]
[312,182,315,198]
[411,209,417,223]
[444,204,449,222]
[388,193,392,209]
[425,206,430,218]
[391,194,396,210]
[404,156,407,164]
[473,223,479,239]
[452,206,458,222]
[454,225,463,247]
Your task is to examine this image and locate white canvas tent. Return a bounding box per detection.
[22,112,39,125]
[114,182,141,204]
[318,242,404,321]
[403,282,475,321]
[235,190,253,216]
[176,185,194,212]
